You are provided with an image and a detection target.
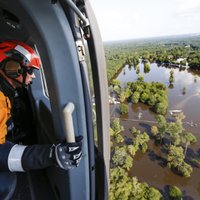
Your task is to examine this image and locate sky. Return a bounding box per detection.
[90,0,200,41]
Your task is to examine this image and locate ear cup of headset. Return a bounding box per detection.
[4,60,22,78]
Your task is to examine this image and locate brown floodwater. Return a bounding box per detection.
[110,63,200,199]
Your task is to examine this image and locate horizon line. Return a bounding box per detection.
[103,32,200,43]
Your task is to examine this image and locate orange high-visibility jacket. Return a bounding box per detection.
[0,91,11,144]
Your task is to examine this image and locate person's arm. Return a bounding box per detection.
[0,137,83,172]
[0,92,83,172]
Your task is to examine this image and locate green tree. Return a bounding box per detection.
[112,146,133,170]
[132,131,150,153]
[119,103,128,114]
[135,65,140,74]
[130,177,144,199]
[113,85,121,95]
[148,94,157,106]
[180,59,186,66]
[130,126,137,135]
[131,92,140,103]
[111,79,120,87]
[137,74,144,82]
[120,88,132,103]
[156,115,167,127]
[109,167,132,200]
[169,70,175,84]
[155,115,167,143]
[151,125,159,136]
[178,161,193,177]
[147,187,163,200]
[141,143,148,153]
[167,122,183,145]
[116,134,124,144]
[111,118,124,135]
[167,145,185,169]
[110,118,124,144]
[168,185,182,200]
[155,102,168,115]
[181,131,197,155]
[140,92,149,103]
[144,62,151,73]
[119,92,126,103]
[167,145,193,177]
[110,128,115,137]
[127,145,138,156]
[175,112,186,123]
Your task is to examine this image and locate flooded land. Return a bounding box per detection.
[110,62,200,199]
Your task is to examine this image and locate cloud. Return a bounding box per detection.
[171,0,200,20]
[91,0,200,41]
[96,9,141,41]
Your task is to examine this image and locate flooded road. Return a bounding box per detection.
[111,62,200,199]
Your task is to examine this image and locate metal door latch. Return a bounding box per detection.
[76,40,86,61]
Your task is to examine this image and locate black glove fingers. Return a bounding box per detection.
[67,141,82,153]
[72,150,82,160]
[68,145,80,153]
[69,148,82,166]
[74,155,82,166]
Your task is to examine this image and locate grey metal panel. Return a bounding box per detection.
[84,0,110,199]
[0,0,90,199]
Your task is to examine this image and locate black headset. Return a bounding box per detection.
[3,60,23,78]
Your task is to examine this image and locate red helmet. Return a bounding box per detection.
[0,40,41,69]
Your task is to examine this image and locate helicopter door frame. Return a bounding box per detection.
[0,0,110,199]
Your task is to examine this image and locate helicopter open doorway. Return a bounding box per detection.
[0,0,110,199]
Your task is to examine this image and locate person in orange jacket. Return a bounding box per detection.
[0,40,83,200]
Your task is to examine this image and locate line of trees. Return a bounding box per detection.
[104,35,200,82]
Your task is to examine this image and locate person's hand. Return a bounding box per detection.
[55,136,83,170]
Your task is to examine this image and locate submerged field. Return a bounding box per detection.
[107,35,200,199]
